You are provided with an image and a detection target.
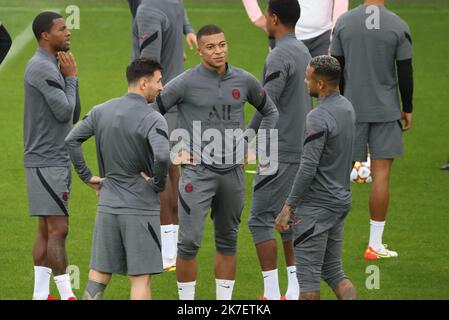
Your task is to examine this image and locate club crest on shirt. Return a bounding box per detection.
[232,89,240,100]
[185,183,193,193]
[62,192,69,202]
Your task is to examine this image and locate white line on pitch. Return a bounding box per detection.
[0,8,62,72]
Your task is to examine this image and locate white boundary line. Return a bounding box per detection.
[0,8,62,72]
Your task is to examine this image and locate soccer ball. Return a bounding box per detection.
[350,159,372,183]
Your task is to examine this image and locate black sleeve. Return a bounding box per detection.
[332,55,345,95]
[0,25,12,65]
[396,59,414,113]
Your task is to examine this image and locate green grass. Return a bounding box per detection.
[0,0,448,300]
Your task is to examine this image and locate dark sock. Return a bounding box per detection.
[83,280,107,300]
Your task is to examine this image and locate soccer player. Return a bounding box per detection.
[242,0,348,56]
[132,0,197,270]
[24,12,80,300]
[0,22,12,65]
[129,0,196,50]
[331,0,414,260]
[154,24,278,300]
[246,0,311,300]
[275,55,357,300]
[65,58,170,300]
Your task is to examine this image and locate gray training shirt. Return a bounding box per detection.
[286,92,355,211]
[247,32,312,163]
[155,63,279,173]
[24,47,81,167]
[65,93,170,214]
[132,0,186,84]
[331,4,413,123]
[129,0,194,35]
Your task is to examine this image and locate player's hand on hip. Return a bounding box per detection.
[185,33,197,50]
[401,112,412,131]
[87,176,103,196]
[275,204,293,233]
[58,51,77,77]
[140,171,151,181]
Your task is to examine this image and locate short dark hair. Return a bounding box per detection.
[310,55,342,85]
[126,57,163,85]
[268,0,301,28]
[32,11,63,40]
[197,24,224,42]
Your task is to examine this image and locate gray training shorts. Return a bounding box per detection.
[177,165,245,259]
[248,162,299,244]
[90,209,163,276]
[301,30,331,57]
[25,166,71,216]
[353,120,403,162]
[293,205,349,293]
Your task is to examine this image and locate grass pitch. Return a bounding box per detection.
[0,0,448,300]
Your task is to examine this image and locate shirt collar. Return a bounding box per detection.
[198,62,231,79]
[317,91,340,104]
[125,92,148,103]
[277,32,296,45]
[36,47,58,66]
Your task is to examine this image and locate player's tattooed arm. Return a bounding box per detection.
[275,204,295,232]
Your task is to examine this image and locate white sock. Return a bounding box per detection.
[177,281,196,300]
[285,266,300,300]
[262,269,281,300]
[216,279,235,300]
[33,266,52,300]
[369,220,386,251]
[54,274,75,300]
[172,225,179,260]
[161,224,175,262]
